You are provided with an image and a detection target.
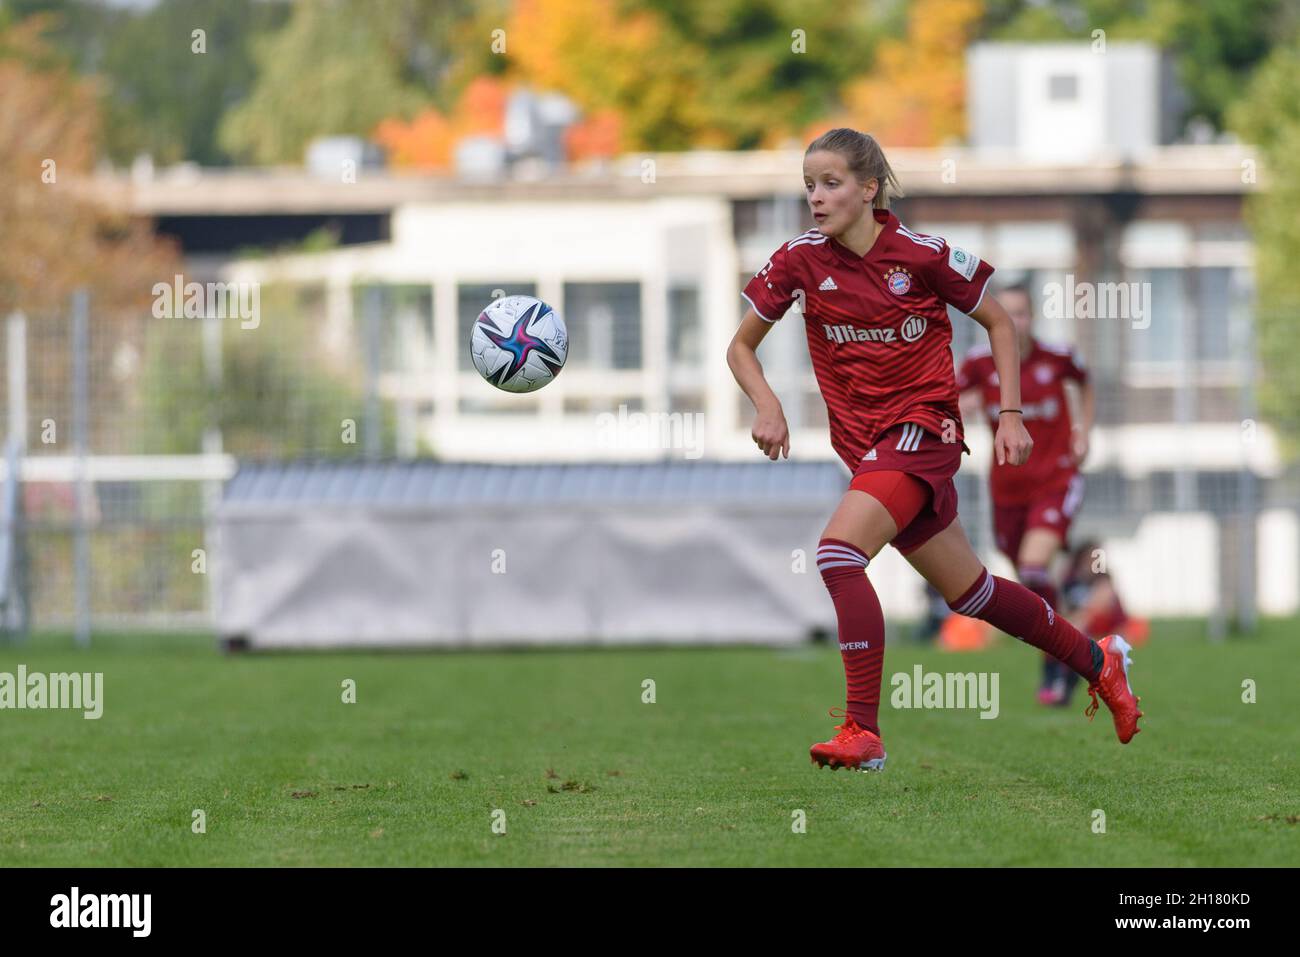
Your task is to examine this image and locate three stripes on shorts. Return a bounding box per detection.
[893,423,924,453]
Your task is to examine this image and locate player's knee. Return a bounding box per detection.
[816,537,869,585]
[946,566,993,618]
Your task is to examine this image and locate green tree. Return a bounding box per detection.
[443,0,882,151]
[1162,0,1293,131]
[3,0,291,165]
[99,0,291,165]
[1229,37,1300,459]
[0,0,123,66]
[218,0,427,164]
[642,0,881,149]
[990,0,1293,131]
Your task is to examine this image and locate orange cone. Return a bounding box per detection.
[939,613,992,651]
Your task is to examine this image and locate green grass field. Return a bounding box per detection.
[1,620,1296,867]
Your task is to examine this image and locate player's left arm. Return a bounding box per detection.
[1063,350,1095,467]
[1067,380,1096,466]
[969,295,1031,467]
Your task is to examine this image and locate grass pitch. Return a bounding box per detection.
[1,620,1296,866]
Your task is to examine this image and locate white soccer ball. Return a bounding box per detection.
[470,295,568,393]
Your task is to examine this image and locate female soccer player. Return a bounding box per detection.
[956,283,1095,707]
[726,128,1142,771]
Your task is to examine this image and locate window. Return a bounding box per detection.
[1029,268,1077,344]
[989,221,1075,269]
[1078,469,1127,514]
[668,391,704,415]
[732,196,809,246]
[1120,265,1250,383]
[668,286,702,368]
[562,282,642,370]
[1194,267,1233,362]
[1150,471,1177,511]
[458,282,538,371]
[562,396,643,415]
[1127,268,1184,366]
[457,394,541,415]
[1197,471,1247,512]
[351,284,434,375]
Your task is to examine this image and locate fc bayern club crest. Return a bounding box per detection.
[885,266,912,296]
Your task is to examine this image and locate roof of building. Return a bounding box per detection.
[87,145,1258,217]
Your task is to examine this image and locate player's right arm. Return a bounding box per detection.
[730,244,800,461]
[727,306,789,460]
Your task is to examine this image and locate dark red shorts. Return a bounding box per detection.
[992,473,1086,564]
[848,422,967,555]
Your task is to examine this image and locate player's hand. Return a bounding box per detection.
[1070,426,1090,466]
[752,406,790,460]
[995,414,1032,466]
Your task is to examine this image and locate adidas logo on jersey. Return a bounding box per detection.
[824,322,895,344]
[819,276,838,291]
[861,449,878,461]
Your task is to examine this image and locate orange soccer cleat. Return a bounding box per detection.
[810,709,887,772]
[1084,635,1145,744]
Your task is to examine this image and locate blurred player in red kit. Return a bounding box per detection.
[727,128,1142,771]
[957,283,1096,707]
[1062,539,1141,646]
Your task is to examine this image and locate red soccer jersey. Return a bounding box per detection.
[956,339,1089,505]
[742,209,995,472]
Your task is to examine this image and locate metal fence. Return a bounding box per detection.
[1,288,401,638]
[1,282,1295,640]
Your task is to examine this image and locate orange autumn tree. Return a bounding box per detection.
[374,76,509,171]
[831,0,983,148]
[0,17,177,319]
[502,0,707,154]
[0,16,180,457]
[373,110,453,170]
[379,0,705,167]
[565,109,622,164]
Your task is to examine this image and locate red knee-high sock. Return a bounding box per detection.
[817,538,885,734]
[1018,564,1062,679]
[950,568,1100,681]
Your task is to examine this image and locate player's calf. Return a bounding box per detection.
[948,568,1100,683]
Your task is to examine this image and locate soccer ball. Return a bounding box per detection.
[470,295,568,393]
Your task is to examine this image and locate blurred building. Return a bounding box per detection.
[81,41,1293,623]
[967,41,1189,162]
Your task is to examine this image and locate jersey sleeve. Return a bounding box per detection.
[741,243,799,323]
[919,239,995,315]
